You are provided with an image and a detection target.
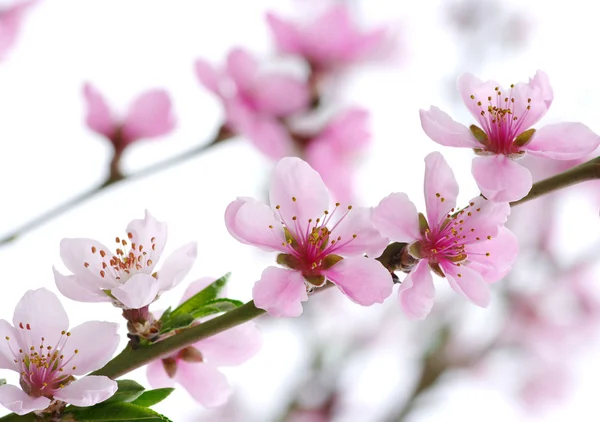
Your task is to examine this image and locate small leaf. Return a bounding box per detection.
[513,128,536,147]
[102,379,146,404]
[418,213,429,236]
[189,298,244,320]
[67,401,172,421]
[0,413,37,421]
[469,124,489,146]
[131,388,175,407]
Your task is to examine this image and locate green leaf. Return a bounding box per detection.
[131,388,175,408]
[103,379,146,404]
[67,402,172,421]
[189,298,243,319]
[0,413,36,421]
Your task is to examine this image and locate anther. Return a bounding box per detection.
[91,246,97,253]
[292,197,297,202]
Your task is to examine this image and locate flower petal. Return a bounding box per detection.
[180,277,218,303]
[0,319,19,371]
[465,226,519,283]
[252,267,308,317]
[59,238,117,289]
[419,106,478,148]
[398,260,435,320]
[253,74,309,116]
[196,322,262,366]
[121,90,175,144]
[457,72,503,125]
[0,384,50,415]
[82,83,115,139]
[472,155,533,202]
[195,58,221,95]
[330,207,389,257]
[511,70,553,130]
[372,192,420,242]
[53,376,117,407]
[126,210,168,265]
[53,268,110,303]
[67,321,120,375]
[225,197,285,251]
[323,257,393,306]
[424,152,458,226]
[457,196,511,244]
[441,262,491,307]
[242,116,295,159]
[156,242,197,292]
[226,48,258,91]
[146,359,175,389]
[269,157,330,225]
[13,288,68,349]
[175,362,231,408]
[111,274,161,309]
[525,122,600,160]
[305,141,355,203]
[265,12,300,54]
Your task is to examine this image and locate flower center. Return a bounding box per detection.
[469,85,533,155]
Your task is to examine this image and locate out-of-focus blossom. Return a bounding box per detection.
[195,48,310,159]
[266,5,387,72]
[0,289,119,415]
[420,71,600,201]
[372,152,518,319]
[54,210,197,310]
[146,278,261,407]
[305,107,371,203]
[225,157,392,317]
[83,83,175,152]
[0,0,37,61]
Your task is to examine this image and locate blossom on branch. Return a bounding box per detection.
[372,152,518,319]
[54,210,197,310]
[146,278,261,407]
[0,288,119,415]
[225,157,392,317]
[419,71,600,201]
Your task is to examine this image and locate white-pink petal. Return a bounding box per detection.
[53,268,111,303]
[156,242,197,292]
[253,74,309,116]
[59,238,116,289]
[372,192,420,242]
[196,322,262,366]
[67,321,120,375]
[82,83,115,139]
[252,267,308,318]
[330,207,389,257]
[53,376,117,407]
[265,12,301,54]
[525,122,600,160]
[121,90,175,144]
[441,262,491,307]
[195,58,221,95]
[242,116,295,159]
[225,197,285,252]
[324,257,392,306]
[424,152,458,226]
[398,260,435,320]
[0,384,50,415]
[125,210,168,263]
[419,107,478,148]
[465,227,519,283]
[0,319,18,371]
[175,362,231,408]
[472,155,533,202]
[457,73,503,125]
[226,48,258,91]
[146,359,176,389]
[111,273,161,309]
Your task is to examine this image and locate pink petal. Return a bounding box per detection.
[180,277,218,304]
[253,74,309,116]
[465,227,519,283]
[372,192,420,242]
[156,242,197,292]
[53,376,117,407]
[252,267,308,318]
[195,322,261,366]
[457,73,504,125]
[330,207,389,257]
[0,384,50,415]
[302,5,356,63]
[194,58,221,95]
[319,107,371,151]
[472,155,533,202]
[458,196,511,244]
[125,210,168,265]
[82,83,115,139]
[224,197,285,251]
[13,288,68,350]
[146,359,175,389]
[398,260,435,320]
[226,48,258,92]
[305,141,355,203]
[525,122,600,160]
[323,257,393,306]
[121,90,175,144]
[419,107,478,148]
[441,261,491,307]
[269,157,330,225]
[67,321,120,375]
[176,362,231,407]
[424,152,458,226]
[53,267,111,303]
[59,238,116,289]
[111,273,161,309]
[0,0,37,61]
[265,12,301,54]
[511,70,553,130]
[242,116,295,159]
[0,319,18,371]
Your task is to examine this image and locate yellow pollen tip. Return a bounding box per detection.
[435,193,440,197]
[268,225,273,229]
[292,216,297,221]
[486,253,491,256]
[440,198,445,202]
[335,202,340,207]
[292,197,297,202]
[347,205,352,210]
[457,273,462,278]
[276,205,281,210]
[5,336,9,341]
[470,94,475,99]
[352,234,357,238]
[487,236,492,240]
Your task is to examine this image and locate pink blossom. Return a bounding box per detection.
[54,210,197,310]
[305,107,371,203]
[372,152,518,319]
[420,71,600,201]
[146,278,261,407]
[0,289,119,415]
[225,157,392,317]
[195,48,310,159]
[266,5,387,72]
[83,83,175,152]
[0,0,37,61]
